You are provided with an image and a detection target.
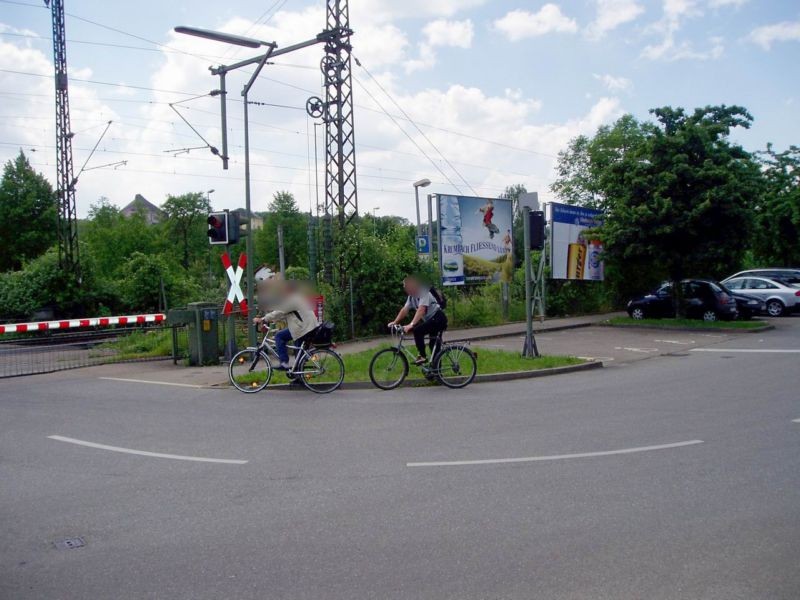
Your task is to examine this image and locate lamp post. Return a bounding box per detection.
[413,179,431,238]
[175,26,277,346]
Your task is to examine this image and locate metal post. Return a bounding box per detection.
[522,206,539,357]
[277,224,286,277]
[218,72,229,170]
[427,193,434,262]
[349,277,355,339]
[243,92,256,346]
[414,186,422,237]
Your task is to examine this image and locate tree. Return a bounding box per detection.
[255,191,309,269]
[161,192,211,270]
[752,144,800,266]
[0,151,57,271]
[552,105,763,303]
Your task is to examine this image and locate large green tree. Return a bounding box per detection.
[254,191,309,269]
[162,192,211,270]
[0,151,57,271]
[552,105,763,299]
[752,144,800,266]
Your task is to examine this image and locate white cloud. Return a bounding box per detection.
[352,0,486,24]
[708,0,748,7]
[493,5,578,42]
[748,21,800,50]
[641,0,724,60]
[405,19,473,73]
[585,0,645,39]
[593,73,633,92]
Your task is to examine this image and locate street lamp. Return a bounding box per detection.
[413,178,431,238]
[176,26,278,346]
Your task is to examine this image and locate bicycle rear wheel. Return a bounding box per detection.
[369,348,409,390]
[297,347,345,394]
[435,345,477,389]
[229,349,273,393]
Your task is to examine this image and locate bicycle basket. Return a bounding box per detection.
[312,321,335,346]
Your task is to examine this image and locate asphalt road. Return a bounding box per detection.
[1,318,798,599]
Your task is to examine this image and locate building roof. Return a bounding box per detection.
[121,194,164,222]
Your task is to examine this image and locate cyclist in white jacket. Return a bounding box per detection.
[254,280,318,370]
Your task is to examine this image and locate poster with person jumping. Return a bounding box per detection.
[438,195,513,286]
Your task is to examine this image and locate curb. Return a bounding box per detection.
[603,323,774,334]
[218,359,602,391]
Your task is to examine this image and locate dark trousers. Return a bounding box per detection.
[413,311,447,358]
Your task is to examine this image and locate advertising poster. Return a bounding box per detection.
[438,195,513,286]
[550,202,604,280]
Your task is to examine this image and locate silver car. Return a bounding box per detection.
[722,276,800,317]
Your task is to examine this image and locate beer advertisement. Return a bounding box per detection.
[438,195,514,286]
[550,202,604,281]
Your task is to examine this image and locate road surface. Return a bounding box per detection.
[1,317,798,599]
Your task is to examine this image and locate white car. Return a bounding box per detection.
[722,276,800,317]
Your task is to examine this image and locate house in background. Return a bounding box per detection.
[121,194,164,225]
[232,208,264,230]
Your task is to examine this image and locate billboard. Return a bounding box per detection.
[438,195,513,286]
[550,202,604,280]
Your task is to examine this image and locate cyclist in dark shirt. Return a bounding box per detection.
[388,276,448,365]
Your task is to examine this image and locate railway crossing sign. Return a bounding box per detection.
[222,252,248,316]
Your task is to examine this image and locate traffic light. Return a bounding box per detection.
[207,212,229,245]
[529,211,545,250]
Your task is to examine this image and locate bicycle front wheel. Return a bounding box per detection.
[297,347,345,394]
[435,345,477,389]
[369,348,409,390]
[229,349,273,393]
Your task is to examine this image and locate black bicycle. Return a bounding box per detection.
[368,324,477,390]
[229,322,344,394]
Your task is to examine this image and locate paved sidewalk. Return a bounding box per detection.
[84,312,624,388]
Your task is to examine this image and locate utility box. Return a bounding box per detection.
[168,303,220,366]
[187,302,219,366]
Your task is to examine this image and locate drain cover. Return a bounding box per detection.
[54,537,85,550]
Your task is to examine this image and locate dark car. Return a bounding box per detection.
[627,279,738,322]
[725,288,766,319]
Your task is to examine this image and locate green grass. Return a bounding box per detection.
[344,345,584,382]
[607,316,767,330]
[244,345,585,387]
[92,329,177,360]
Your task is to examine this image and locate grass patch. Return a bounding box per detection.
[253,345,585,387]
[92,329,177,360]
[343,345,583,382]
[607,317,767,330]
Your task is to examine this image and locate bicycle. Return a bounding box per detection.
[368,324,477,390]
[228,322,344,394]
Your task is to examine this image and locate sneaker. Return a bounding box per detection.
[414,356,428,366]
[275,362,291,371]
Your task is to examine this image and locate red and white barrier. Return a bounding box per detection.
[0,313,165,335]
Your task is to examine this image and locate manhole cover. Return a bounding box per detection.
[54,537,85,550]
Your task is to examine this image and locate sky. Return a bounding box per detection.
[1,0,798,223]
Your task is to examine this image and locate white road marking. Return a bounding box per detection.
[614,346,659,353]
[792,419,800,423]
[99,377,206,388]
[47,435,248,464]
[407,440,704,468]
[690,348,800,354]
[577,356,615,362]
[654,339,694,345]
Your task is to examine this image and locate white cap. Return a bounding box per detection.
[255,265,275,282]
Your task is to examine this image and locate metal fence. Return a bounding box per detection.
[0,325,190,378]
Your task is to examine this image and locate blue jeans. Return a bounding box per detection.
[275,328,293,363]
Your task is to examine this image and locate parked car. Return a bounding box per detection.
[627,279,738,322]
[721,276,800,317]
[726,268,800,286]
[723,287,765,319]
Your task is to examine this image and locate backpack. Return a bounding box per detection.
[429,286,447,310]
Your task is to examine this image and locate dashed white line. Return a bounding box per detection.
[48,435,248,464]
[407,440,704,468]
[99,377,206,388]
[792,419,800,424]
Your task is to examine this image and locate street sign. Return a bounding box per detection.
[417,234,430,254]
[221,252,248,316]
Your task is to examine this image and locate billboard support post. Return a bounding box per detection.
[427,193,434,262]
[522,206,539,358]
